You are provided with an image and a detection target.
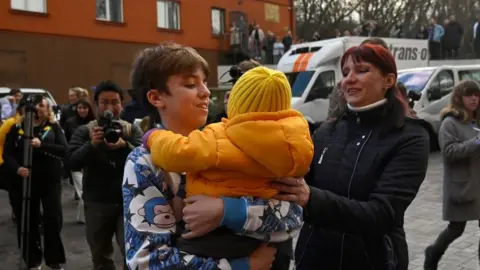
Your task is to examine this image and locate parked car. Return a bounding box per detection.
[0,87,60,120]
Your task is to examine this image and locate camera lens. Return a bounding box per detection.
[104,129,119,144]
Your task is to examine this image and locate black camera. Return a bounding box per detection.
[229,65,244,85]
[98,110,123,143]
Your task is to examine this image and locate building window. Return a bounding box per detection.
[157,0,181,30]
[11,0,47,13]
[211,8,225,35]
[96,0,123,23]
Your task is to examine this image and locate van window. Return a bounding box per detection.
[428,69,454,101]
[305,71,336,102]
[285,71,315,97]
[397,70,434,93]
[459,69,480,82]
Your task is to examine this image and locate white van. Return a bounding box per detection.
[276,37,429,124]
[398,65,480,137]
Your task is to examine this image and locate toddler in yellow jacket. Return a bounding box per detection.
[143,66,314,199]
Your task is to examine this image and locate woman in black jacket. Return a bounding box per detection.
[3,95,67,270]
[64,99,94,224]
[273,44,430,269]
[64,99,95,142]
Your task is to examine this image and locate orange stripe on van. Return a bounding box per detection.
[298,53,314,71]
[293,53,314,72]
[292,53,307,72]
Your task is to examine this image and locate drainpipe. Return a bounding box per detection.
[289,0,295,38]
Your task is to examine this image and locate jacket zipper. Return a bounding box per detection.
[318,147,328,164]
[338,130,373,270]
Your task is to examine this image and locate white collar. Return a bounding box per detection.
[347,98,387,112]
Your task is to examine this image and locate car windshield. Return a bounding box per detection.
[285,71,315,97]
[397,70,435,93]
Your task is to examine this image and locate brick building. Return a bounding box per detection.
[0,0,295,103]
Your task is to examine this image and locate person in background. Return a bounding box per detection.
[3,95,67,270]
[121,88,148,124]
[59,87,89,197]
[424,80,480,270]
[59,87,89,129]
[416,25,429,39]
[66,80,143,270]
[0,88,23,121]
[474,13,480,58]
[282,30,293,52]
[273,44,429,269]
[64,99,95,224]
[0,102,26,223]
[428,17,445,60]
[250,24,264,61]
[273,36,285,64]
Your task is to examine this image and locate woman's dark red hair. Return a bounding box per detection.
[339,44,409,128]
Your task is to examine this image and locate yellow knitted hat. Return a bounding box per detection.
[227,66,292,118]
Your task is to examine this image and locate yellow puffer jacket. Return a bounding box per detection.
[0,115,20,166]
[147,109,314,199]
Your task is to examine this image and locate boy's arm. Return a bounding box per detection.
[143,127,218,173]
[221,197,304,242]
[123,147,248,270]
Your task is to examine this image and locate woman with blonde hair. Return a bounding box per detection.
[3,94,67,269]
[424,80,480,269]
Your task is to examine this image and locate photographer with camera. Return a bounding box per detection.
[66,81,143,270]
[2,94,67,270]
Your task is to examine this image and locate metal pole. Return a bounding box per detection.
[20,101,34,270]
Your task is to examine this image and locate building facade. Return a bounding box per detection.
[0,0,294,103]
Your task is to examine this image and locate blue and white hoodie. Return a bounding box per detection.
[122,146,304,269]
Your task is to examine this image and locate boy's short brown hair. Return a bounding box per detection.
[130,41,210,113]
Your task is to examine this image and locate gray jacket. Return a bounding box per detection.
[439,115,480,221]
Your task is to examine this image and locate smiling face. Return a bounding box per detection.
[77,103,89,118]
[340,56,395,107]
[148,68,210,132]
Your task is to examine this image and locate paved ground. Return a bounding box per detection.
[0,182,123,270]
[0,153,479,269]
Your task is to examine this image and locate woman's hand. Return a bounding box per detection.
[249,244,277,270]
[30,138,41,148]
[272,177,311,208]
[182,195,224,239]
[17,167,29,178]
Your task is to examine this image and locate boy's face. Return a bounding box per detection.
[150,68,211,131]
